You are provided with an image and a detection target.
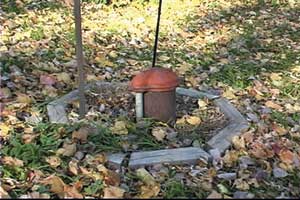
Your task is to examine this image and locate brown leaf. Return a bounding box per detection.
[68,159,79,175]
[279,149,294,164]
[104,170,121,186]
[57,142,77,157]
[272,124,287,136]
[232,136,246,150]
[64,185,83,198]
[151,127,166,141]
[265,101,283,111]
[1,156,24,167]
[207,190,222,199]
[22,134,38,144]
[250,142,274,159]
[45,156,61,168]
[103,186,125,198]
[40,175,66,197]
[40,75,56,86]
[72,126,90,143]
[0,186,11,198]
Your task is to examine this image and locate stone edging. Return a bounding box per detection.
[47,81,249,169]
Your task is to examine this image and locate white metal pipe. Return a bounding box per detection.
[135,93,144,121]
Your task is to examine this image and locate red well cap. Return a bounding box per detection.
[129,67,179,92]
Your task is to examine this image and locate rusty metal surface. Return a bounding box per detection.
[144,90,176,124]
[129,67,179,92]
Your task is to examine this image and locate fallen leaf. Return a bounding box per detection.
[45,156,61,168]
[232,136,246,150]
[40,175,66,197]
[186,116,201,125]
[272,124,287,136]
[64,185,83,198]
[279,149,294,164]
[57,142,77,157]
[265,101,283,111]
[110,121,128,135]
[222,88,237,99]
[0,186,11,198]
[0,123,10,137]
[270,73,282,81]
[103,186,125,198]
[104,170,121,186]
[16,93,32,104]
[0,87,12,99]
[40,75,56,86]
[1,156,24,167]
[137,184,160,198]
[68,159,79,175]
[207,190,222,199]
[223,150,239,167]
[198,99,208,108]
[72,126,90,143]
[233,178,250,190]
[22,134,38,144]
[136,168,156,186]
[55,72,72,84]
[151,127,166,141]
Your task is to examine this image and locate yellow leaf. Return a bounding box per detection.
[137,184,160,198]
[222,88,236,99]
[158,55,170,61]
[186,116,201,125]
[16,93,32,104]
[291,65,300,73]
[55,72,72,84]
[45,156,61,168]
[108,51,118,58]
[232,136,245,150]
[110,121,128,135]
[198,99,208,108]
[136,168,156,186]
[176,117,186,125]
[151,127,166,141]
[0,123,10,137]
[103,186,125,198]
[269,73,282,81]
[0,87,12,99]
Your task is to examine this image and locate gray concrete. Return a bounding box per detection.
[128,147,211,169]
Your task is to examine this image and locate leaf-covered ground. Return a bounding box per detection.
[1,0,300,198]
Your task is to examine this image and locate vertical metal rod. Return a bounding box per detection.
[135,93,144,121]
[74,0,86,118]
[152,0,163,68]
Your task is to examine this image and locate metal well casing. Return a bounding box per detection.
[144,90,176,124]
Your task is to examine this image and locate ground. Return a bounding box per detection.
[1,0,300,198]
